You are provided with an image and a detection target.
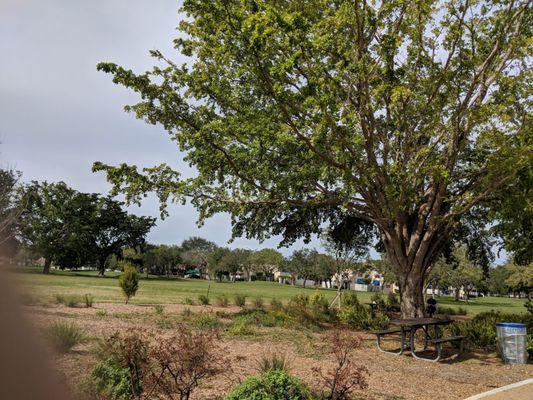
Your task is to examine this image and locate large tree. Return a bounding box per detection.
[19,182,155,274]
[95,0,532,317]
[248,248,283,280]
[19,182,94,273]
[89,196,155,275]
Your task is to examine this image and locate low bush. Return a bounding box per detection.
[92,357,134,400]
[371,293,386,310]
[225,318,255,336]
[234,294,246,308]
[193,313,221,329]
[183,297,195,305]
[148,325,225,400]
[257,353,290,373]
[45,321,86,353]
[252,297,264,309]
[95,330,150,399]
[92,327,224,400]
[84,294,94,308]
[339,293,389,330]
[225,370,313,400]
[182,307,193,318]
[310,292,336,323]
[198,294,210,305]
[446,311,533,350]
[386,292,399,309]
[216,295,229,307]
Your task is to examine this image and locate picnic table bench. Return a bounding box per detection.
[373,317,465,362]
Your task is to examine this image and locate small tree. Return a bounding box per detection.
[313,330,368,400]
[119,262,139,304]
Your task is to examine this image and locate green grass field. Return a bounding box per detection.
[11,268,527,315]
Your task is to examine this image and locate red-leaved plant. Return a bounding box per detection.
[312,330,368,400]
[145,325,225,400]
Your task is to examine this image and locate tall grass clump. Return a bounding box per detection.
[215,295,229,307]
[257,354,290,373]
[252,297,264,309]
[84,294,94,308]
[234,294,246,308]
[45,322,86,353]
[198,294,210,305]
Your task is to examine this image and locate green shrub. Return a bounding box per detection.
[193,313,221,329]
[310,292,334,321]
[183,297,195,305]
[386,292,399,309]
[446,311,532,350]
[226,318,255,336]
[118,264,139,304]
[84,294,94,308]
[45,322,86,353]
[270,298,283,311]
[341,291,359,307]
[153,304,164,315]
[252,297,264,309]
[95,330,149,399]
[339,298,389,330]
[216,295,229,307]
[371,293,386,310]
[234,294,246,307]
[198,294,210,305]
[257,354,289,373]
[288,294,309,308]
[92,357,134,400]
[225,370,312,400]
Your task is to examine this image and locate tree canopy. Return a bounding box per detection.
[18,182,155,273]
[95,0,532,316]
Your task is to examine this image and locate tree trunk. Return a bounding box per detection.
[302,278,307,288]
[43,258,51,274]
[398,275,425,318]
[455,288,460,302]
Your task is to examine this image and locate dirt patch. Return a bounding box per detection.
[24,304,532,400]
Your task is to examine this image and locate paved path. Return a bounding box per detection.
[465,379,533,400]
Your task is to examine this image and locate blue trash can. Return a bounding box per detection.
[496,322,527,364]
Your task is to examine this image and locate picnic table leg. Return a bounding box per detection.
[376,329,405,355]
[411,325,442,362]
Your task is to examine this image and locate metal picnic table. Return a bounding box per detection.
[375,317,464,362]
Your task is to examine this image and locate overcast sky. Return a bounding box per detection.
[0,0,332,255]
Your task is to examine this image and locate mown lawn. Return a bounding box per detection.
[11,268,527,315]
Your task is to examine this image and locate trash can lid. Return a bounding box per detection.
[496,322,526,328]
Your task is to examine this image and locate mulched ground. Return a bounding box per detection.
[24,302,533,400]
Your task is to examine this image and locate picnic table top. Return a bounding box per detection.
[389,317,453,327]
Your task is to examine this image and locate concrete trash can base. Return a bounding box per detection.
[496,322,527,364]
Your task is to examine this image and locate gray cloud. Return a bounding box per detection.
[0,0,330,255]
